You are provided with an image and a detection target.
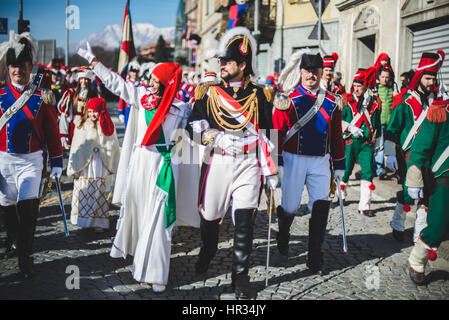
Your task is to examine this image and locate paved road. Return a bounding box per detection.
[1,102,448,300]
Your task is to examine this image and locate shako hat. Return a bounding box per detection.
[323,53,339,69]
[2,31,37,67]
[408,50,445,90]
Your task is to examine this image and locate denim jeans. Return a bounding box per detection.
[374,125,386,176]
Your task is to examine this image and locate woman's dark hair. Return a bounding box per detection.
[75,79,99,129]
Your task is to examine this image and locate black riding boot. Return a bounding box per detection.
[195,216,220,274]
[306,200,330,275]
[16,199,40,279]
[276,206,295,256]
[231,208,257,299]
[1,205,19,258]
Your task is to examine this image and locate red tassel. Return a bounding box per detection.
[369,183,375,191]
[340,184,345,190]
[426,102,448,123]
[428,251,437,261]
[403,205,411,212]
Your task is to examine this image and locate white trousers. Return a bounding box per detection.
[200,153,261,223]
[281,151,331,214]
[0,151,43,206]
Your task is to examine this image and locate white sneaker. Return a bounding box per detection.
[152,284,166,293]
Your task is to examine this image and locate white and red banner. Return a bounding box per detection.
[117,0,136,78]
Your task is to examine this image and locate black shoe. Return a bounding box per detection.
[409,266,426,286]
[3,242,17,259]
[379,173,388,180]
[307,200,330,276]
[19,256,35,279]
[195,252,213,274]
[361,210,375,217]
[392,229,404,242]
[232,275,256,299]
[195,217,220,274]
[276,206,294,256]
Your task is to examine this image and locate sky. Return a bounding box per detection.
[0,0,179,46]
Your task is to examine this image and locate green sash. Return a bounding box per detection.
[145,108,176,228]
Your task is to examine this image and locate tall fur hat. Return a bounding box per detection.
[0,31,37,81]
[277,49,314,93]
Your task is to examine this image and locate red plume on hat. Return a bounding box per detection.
[323,52,339,69]
[408,50,445,91]
[352,67,377,89]
[86,97,115,136]
[140,62,183,146]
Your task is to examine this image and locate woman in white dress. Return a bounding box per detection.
[77,42,200,293]
[67,97,120,232]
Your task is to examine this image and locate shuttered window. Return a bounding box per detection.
[412,23,449,87]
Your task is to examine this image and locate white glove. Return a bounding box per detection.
[334,169,345,183]
[213,132,242,156]
[408,187,424,200]
[386,155,398,171]
[119,114,125,124]
[77,42,96,63]
[349,125,363,138]
[266,174,279,190]
[61,137,69,149]
[50,167,62,179]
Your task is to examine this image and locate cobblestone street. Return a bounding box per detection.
[1,103,448,300]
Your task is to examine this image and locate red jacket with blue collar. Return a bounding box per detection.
[273,84,346,170]
[0,81,63,168]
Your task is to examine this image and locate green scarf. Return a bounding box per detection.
[145,108,176,228]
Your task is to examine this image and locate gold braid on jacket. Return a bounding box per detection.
[207,86,259,131]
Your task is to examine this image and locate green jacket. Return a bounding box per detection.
[406,104,449,188]
[341,93,381,143]
[386,92,426,151]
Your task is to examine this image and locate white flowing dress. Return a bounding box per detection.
[93,62,200,286]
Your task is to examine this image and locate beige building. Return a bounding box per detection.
[337,0,449,87]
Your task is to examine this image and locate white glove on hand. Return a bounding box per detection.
[61,137,69,149]
[266,174,279,190]
[386,155,398,171]
[408,187,424,200]
[213,132,242,156]
[334,169,345,183]
[50,167,62,179]
[119,114,125,124]
[77,42,96,63]
[349,125,363,138]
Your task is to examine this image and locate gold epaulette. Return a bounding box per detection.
[263,86,275,103]
[0,80,5,88]
[273,91,292,111]
[40,88,56,106]
[195,82,220,101]
[426,100,448,123]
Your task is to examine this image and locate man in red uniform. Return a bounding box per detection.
[273,50,345,274]
[0,32,63,278]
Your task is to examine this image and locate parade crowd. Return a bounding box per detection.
[0,28,448,299]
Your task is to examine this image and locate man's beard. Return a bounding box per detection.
[221,69,240,82]
[418,82,434,95]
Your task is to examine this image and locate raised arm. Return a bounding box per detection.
[78,42,142,107]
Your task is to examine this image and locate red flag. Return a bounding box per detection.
[117,0,136,78]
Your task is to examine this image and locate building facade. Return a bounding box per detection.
[336,0,449,87]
